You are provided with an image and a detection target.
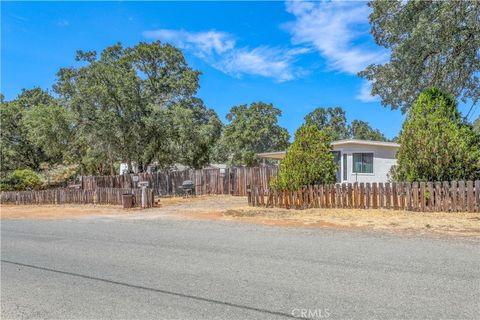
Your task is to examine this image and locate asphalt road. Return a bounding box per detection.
[1,217,479,319]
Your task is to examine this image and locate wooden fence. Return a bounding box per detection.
[81,166,278,197]
[1,188,154,208]
[248,181,480,212]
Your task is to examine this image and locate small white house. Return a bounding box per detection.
[256,139,400,183]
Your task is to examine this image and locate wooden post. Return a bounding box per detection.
[335,184,340,209]
[392,182,398,210]
[450,181,457,212]
[398,183,405,210]
[411,182,418,211]
[426,182,434,211]
[330,185,336,208]
[353,183,358,209]
[385,182,391,209]
[347,184,353,208]
[359,183,365,209]
[372,183,378,209]
[475,180,480,213]
[324,185,330,208]
[365,183,371,209]
[443,181,450,212]
[467,181,474,213]
[458,181,466,212]
[419,182,426,212]
[435,182,442,212]
[405,183,412,211]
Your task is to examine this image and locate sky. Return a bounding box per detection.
[2,1,476,140]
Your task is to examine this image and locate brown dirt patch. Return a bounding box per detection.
[220,207,480,238]
[2,196,479,239]
[156,195,213,207]
[0,204,136,219]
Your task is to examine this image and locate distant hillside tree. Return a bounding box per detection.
[220,102,290,166]
[392,87,480,181]
[349,120,387,141]
[271,124,337,190]
[304,107,349,140]
[305,107,387,141]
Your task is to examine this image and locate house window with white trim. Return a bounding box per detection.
[352,153,373,173]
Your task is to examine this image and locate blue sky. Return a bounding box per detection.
[2,1,475,139]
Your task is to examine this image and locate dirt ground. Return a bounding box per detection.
[2,195,479,239]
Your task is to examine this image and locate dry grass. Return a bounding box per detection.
[156,195,213,207]
[2,196,479,239]
[223,206,480,238]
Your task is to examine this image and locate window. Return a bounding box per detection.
[352,153,373,173]
[343,154,347,180]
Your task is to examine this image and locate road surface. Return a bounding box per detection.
[2,217,479,319]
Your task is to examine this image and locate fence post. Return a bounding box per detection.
[467,181,474,213]
[458,181,466,212]
[412,182,418,211]
[392,182,398,210]
[475,180,480,213]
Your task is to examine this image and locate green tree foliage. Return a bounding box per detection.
[1,169,43,191]
[22,102,74,164]
[53,41,220,173]
[220,102,290,166]
[304,107,387,141]
[1,42,223,189]
[349,120,387,141]
[0,88,52,174]
[271,124,337,190]
[474,116,480,135]
[360,1,480,113]
[392,87,480,181]
[169,99,222,169]
[304,107,349,140]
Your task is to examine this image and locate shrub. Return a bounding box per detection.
[271,124,337,190]
[392,87,480,181]
[1,169,43,191]
[40,164,78,184]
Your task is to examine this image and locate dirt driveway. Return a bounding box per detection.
[2,195,479,239]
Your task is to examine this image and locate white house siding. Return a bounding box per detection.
[333,144,398,183]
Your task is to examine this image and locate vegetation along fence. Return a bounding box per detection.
[247,181,480,213]
[1,188,154,208]
[81,166,278,197]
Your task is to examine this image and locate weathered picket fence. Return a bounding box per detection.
[81,166,278,197]
[1,188,154,208]
[247,181,480,212]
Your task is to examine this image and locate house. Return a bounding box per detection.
[256,139,400,183]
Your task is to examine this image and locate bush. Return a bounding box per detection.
[393,87,480,181]
[1,169,43,191]
[40,164,78,184]
[271,124,337,190]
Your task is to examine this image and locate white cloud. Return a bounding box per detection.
[356,81,379,102]
[57,19,70,27]
[143,28,307,82]
[215,46,307,82]
[284,0,387,75]
[143,29,235,58]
